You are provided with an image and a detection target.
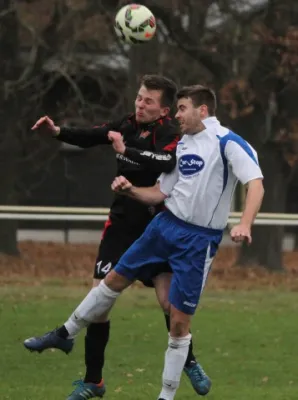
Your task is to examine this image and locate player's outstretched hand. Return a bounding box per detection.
[230,224,252,244]
[108,131,126,154]
[111,176,132,194]
[31,116,60,136]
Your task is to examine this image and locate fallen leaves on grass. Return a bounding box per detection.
[1,242,298,291]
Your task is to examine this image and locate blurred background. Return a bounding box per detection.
[0,0,298,274]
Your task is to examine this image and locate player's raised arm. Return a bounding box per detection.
[31,115,113,148]
[111,176,166,205]
[56,125,112,148]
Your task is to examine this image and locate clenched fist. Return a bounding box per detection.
[111,176,133,193]
[108,131,126,154]
[230,223,252,244]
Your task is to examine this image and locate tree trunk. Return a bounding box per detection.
[237,143,287,271]
[0,137,20,256]
[0,1,20,256]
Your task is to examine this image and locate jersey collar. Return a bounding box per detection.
[202,116,220,127]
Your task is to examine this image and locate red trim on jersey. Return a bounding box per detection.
[163,135,179,152]
[101,216,112,239]
[93,123,108,128]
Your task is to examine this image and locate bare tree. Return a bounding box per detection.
[0,0,21,255]
[0,0,127,255]
[2,0,297,271]
[220,0,298,270]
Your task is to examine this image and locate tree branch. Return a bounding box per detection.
[141,0,231,84]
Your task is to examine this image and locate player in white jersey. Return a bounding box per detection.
[24,85,264,400]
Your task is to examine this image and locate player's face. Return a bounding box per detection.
[135,85,169,123]
[175,97,203,135]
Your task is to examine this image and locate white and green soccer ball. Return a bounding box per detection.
[114,4,156,44]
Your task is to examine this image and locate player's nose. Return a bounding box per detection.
[136,99,145,108]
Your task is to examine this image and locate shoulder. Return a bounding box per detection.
[218,129,258,163]
[110,113,136,132]
[154,117,180,137]
[217,129,251,150]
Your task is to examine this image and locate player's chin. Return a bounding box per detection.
[136,114,151,124]
[179,123,187,134]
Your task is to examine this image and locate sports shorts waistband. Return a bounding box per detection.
[163,209,223,235]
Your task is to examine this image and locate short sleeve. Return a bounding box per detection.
[158,167,179,196]
[221,133,263,184]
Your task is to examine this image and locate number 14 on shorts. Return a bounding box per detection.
[96,261,113,275]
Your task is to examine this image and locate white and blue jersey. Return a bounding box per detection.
[114,117,263,314]
[159,117,263,230]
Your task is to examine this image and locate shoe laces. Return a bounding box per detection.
[72,379,84,386]
[190,364,207,381]
[69,380,86,394]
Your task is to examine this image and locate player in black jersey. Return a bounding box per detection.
[25,75,211,399]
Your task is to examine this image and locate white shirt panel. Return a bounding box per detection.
[225,140,263,185]
[159,167,179,196]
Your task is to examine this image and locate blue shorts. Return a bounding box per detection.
[114,210,223,315]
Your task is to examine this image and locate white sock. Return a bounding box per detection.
[64,281,120,338]
[158,334,191,400]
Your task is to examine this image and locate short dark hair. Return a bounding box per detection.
[140,74,177,108]
[177,85,217,115]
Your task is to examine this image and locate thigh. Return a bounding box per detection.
[114,217,170,282]
[153,272,172,313]
[141,262,172,288]
[169,233,221,315]
[93,221,140,279]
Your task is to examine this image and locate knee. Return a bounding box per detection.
[155,288,170,314]
[160,298,171,314]
[104,270,131,292]
[170,310,190,337]
[170,319,188,337]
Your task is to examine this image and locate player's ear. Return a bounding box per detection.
[161,106,170,117]
[199,104,208,118]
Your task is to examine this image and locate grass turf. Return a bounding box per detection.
[0,284,297,399]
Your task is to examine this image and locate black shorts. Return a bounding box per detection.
[93,218,172,287]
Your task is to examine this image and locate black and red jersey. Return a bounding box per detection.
[57,114,180,233]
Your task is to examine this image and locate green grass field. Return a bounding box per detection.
[1,283,298,399]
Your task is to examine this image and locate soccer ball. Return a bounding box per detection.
[114,4,156,44]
